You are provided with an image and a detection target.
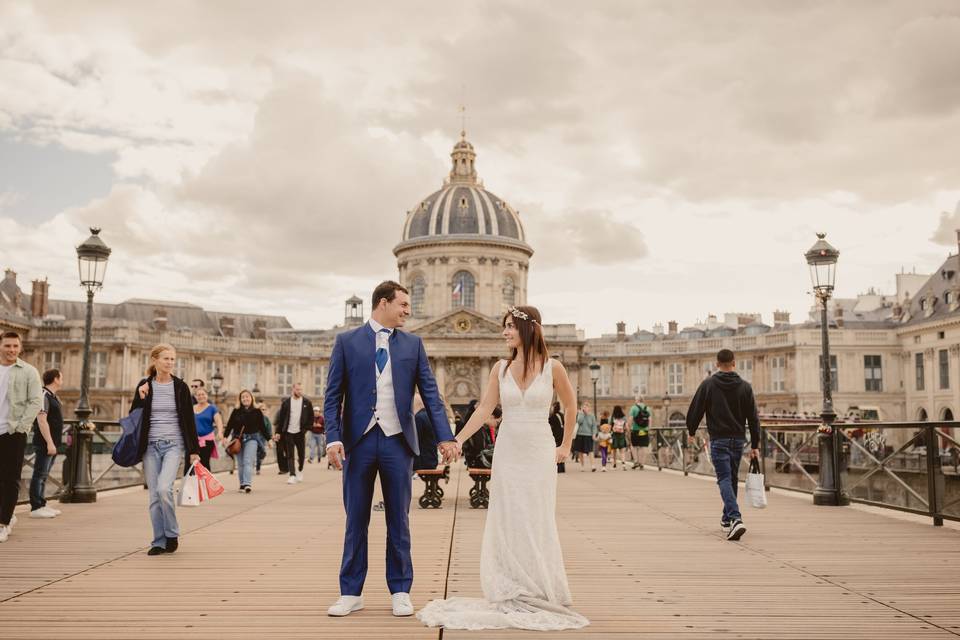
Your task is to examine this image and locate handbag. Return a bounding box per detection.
[112,407,144,467]
[226,431,242,456]
[177,462,202,507]
[745,457,767,509]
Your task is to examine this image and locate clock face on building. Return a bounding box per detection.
[456,318,472,332]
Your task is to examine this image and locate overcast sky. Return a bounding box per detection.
[2,0,959,337]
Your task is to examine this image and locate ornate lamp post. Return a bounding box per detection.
[663,394,672,428]
[62,228,111,503]
[805,233,849,506]
[588,359,601,419]
[211,368,224,406]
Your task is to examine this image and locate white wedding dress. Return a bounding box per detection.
[417,359,589,631]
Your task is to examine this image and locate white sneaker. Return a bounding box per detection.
[47,506,62,515]
[29,507,57,519]
[0,525,8,542]
[328,595,364,617]
[296,470,303,482]
[9,514,17,530]
[392,592,414,617]
[287,476,297,485]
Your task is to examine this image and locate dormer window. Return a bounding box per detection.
[920,299,926,310]
[946,291,954,305]
[460,196,468,207]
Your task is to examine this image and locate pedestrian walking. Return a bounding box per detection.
[610,405,629,470]
[549,401,565,473]
[307,406,325,464]
[189,378,205,405]
[686,349,760,542]
[629,396,651,469]
[29,368,64,519]
[273,382,314,484]
[573,401,597,472]
[256,402,272,475]
[192,387,223,472]
[131,343,200,555]
[596,421,612,471]
[0,331,43,543]
[224,390,270,493]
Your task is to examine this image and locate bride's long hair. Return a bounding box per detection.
[502,305,549,381]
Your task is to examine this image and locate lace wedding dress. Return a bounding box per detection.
[417,360,589,631]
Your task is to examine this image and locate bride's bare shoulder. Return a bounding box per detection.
[549,357,566,374]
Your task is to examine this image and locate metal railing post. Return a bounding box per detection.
[761,427,770,491]
[925,424,944,526]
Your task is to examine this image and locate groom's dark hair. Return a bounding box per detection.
[372,280,409,309]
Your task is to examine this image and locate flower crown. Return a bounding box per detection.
[508,306,538,324]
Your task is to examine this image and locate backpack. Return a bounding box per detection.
[632,404,650,430]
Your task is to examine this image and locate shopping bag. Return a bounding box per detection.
[177,463,202,507]
[745,457,767,509]
[194,462,225,501]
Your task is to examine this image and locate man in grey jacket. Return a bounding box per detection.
[0,331,43,543]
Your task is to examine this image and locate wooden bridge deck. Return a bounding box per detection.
[1,463,958,639]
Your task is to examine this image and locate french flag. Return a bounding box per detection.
[452,280,462,300]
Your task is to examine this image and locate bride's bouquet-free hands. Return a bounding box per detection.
[555,444,571,464]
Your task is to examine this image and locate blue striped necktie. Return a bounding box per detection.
[376,329,391,373]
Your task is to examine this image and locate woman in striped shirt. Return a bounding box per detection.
[131,344,200,556]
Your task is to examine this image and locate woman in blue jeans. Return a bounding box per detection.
[224,390,270,493]
[131,344,200,556]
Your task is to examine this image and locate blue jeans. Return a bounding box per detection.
[143,439,184,548]
[710,438,746,524]
[307,432,325,461]
[29,445,56,511]
[238,435,258,487]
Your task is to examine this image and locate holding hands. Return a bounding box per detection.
[439,440,461,464]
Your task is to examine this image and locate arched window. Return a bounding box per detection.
[411,276,426,317]
[917,407,928,421]
[502,275,516,307]
[451,271,475,309]
[941,407,954,421]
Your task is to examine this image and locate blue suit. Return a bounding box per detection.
[324,323,454,595]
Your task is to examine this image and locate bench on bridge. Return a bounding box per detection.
[467,468,491,508]
[416,465,450,508]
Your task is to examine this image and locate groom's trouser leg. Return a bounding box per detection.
[379,429,414,594]
[340,430,378,596]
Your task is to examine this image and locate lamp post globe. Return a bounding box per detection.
[64,228,111,503]
[805,233,848,506]
[588,359,601,419]
[211,368,224,404]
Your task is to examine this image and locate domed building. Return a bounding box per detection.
[395,132,532,320]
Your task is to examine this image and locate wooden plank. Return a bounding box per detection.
[1,463,958,639]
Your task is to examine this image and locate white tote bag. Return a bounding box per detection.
[177,462,202,507]
[745,457,767,509]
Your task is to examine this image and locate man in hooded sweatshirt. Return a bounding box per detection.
[686,349,760,541]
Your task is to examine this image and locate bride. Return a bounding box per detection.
[417,305,589,631]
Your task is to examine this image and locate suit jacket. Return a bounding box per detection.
[274,395,315,435]
[323,323,453,456]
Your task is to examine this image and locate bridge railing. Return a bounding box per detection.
[18,420,278,504]
[649,420,960,526]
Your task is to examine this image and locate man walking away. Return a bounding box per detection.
[0,331,43,542]
[30,369,64,518]
[686,349,760,542]
[274,382,313,484]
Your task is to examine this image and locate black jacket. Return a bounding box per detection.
[225,407,270,440]
[686,371,760,449]
[130,376,200,460]
[274,395,314,435]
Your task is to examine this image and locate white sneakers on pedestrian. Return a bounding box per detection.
[29,506,58,518]
[0,525,9,543]
[392,592,414,617]
[296,469,303,482]
[287,476,297,484]
[327,595,364,617]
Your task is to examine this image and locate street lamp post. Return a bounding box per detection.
[211,369,224,406]
[805,233,849,506]
[588,359,601,419]
[663,394,672,429]
[62,228,111,503]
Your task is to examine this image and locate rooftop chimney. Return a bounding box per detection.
[773,310,790,326]
[834,306,844,328]
[252,319,267,340]
[153,307,168,332]
[653,322,664,336]
[30,279,49,318]
[219,316,235,338]
[3,269,15,284]
[668,320,678,336]
[616,321,626,341]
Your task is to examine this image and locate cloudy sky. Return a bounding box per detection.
[2,0,959,337]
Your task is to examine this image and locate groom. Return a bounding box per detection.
[324,280,459,617]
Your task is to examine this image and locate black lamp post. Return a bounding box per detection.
[211,368,224,406]
[62,228,111,503]
[663,394,672,428]
[805,233,849,506]
[588,359,601,419]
